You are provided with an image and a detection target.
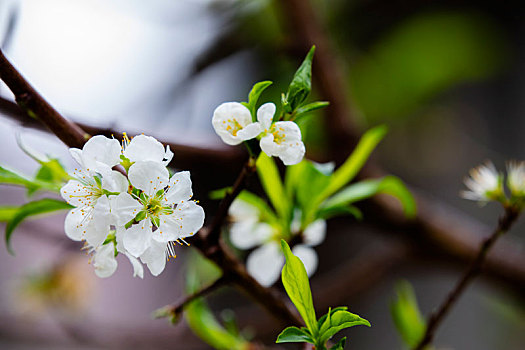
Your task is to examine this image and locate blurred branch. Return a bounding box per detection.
[414,206,521,350]
[0,49,301,327]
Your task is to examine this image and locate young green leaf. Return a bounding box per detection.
[244,81,273,121]
[317,306,349,330]
[391,281,426,348]
[329,337,347,350]
[320,175,416,218]
[280,240,318,335]
[276,326,315,344]
[5,199,73,254]
[34,158,69,185]
[0,166,38,188]
[316,205,363,221]
[284,46,316,113]
[296,161,332,224]
[209,187,232,200]
[256,153,290,221]
[0,206,19,222]
[291,101,330,122]
[317,310,371,345]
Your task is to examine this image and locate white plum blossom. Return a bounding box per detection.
[60,133,203,278]
[113,161,204,265]
[212,102,261,145]
[255,103,305,166]
[461,162,502,202]
[121,133,173,165]
[61,136,128,247]
[229,200,326,287]
[506,161,525,197]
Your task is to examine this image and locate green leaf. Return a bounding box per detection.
[276,326,314,344]
[280,240,318,335]
[34,158,69,184]
[5,199,73,254]
[317,306,349,330]
[329,337,347,350]
[316,205,363,221]
[296,161,332,224]
[291,101,330,122]
[256,153,290,221]
[0,206,19,222]
[209,187,232,200]
[390,281,426,347]
[318,310,371,345]
[0,166,60,195]
[284,46,315,113]
[314,125,388,206]
[185,298,249,350]
[321,176,416,218]
[245,80,273,121]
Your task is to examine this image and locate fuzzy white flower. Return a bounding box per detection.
[212,102,262,145]
[88,240,144,279]
[254,103,305,165]
[122,133,173,166]
[506,161,525,197]
[229,200,325,287]
[61,136,128,247]
[112,161,204,260]
[461,162,502,202]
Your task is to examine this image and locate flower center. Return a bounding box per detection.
[271,125,286,145]
[224,118,244,137]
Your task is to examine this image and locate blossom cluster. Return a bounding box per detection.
[212,102,305,165]
[228,199,326,287]
[60,134,205,278]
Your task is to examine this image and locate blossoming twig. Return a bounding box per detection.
[413,206,520,350]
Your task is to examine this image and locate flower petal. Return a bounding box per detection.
[163,145,174,166]
[125,253,144,279]
[60,180,95,207]
[155,201,205,242]
[256,102,276,130]
[82,135,121,169]
[93,243,118,278]
[113,193,143,226]
[64,208,84,241]
[303,219,326,247]
[236,122,262,141]
[230,221,273,250]
[140,240,167,276]
[69,148,84,167]
[246,242,284,287]
[123,219,153,257]
[128,161,169,196]
[166,171,193,204]
[212,102,253,145]
[124,134,166,164]
[260,134,279,157]
[103,171,129,193]
[279,141,305,166]
[292,245,318,277]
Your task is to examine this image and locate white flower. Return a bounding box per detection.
[228,200,325,286]
[91,243,118,278]
[461,162,502,202]
[255,103,305,165]
[507,161,525,196]
[122,133,173,166]
[112,161,204,258]
[61,136,128,247]
[212,102,262,145]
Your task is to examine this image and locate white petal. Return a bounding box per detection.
[155,201,205,241]
[163,145,174,166]
[82,135,121,169]
[69,148,84,167]
[115,225,126,252]
[260,134,280,157]
[292,245,318,277]
[60,180,95,207]
[212,102,253,145]
[256,103,276,129]
[246,242,284,287]
[303,220,326,247]
[125,253,144,279]
[102,171,129,193]
[279,141,305,166]
[91,195,112,233]
[123,219,153,257]
[140,240,167,276]
[236,122,262,141]
[228,199,259,220]
[275,121,302,142]
[166,171,193,204]
[64,209,84,241]
[113,193,143,226]
[124,134,166,163]
[93,243,118,278]
[128,161,169,196]
[230,221,273,249]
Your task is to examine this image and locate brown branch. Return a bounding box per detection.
[0,50,87,148]
[0,48,300,327]
[413,206,521,350]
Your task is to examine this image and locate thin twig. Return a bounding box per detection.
[413,206,521,350]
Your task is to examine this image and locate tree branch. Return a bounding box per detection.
[413,206,521,350]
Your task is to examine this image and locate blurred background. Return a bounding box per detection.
[0,0,524,349]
